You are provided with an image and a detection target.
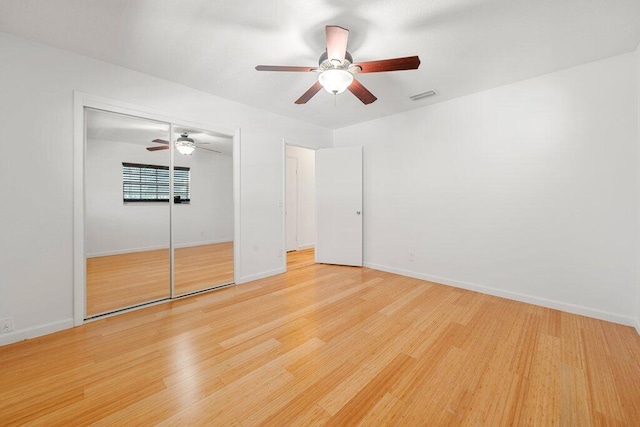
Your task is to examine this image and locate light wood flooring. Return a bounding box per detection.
[287,248,315,270]
[86,242,234,316]
[2,264,640,425]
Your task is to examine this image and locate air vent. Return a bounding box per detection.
[410,90,438,101]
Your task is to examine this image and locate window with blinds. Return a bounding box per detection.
[122,162,190,203]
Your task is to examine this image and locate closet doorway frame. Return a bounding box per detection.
[72,92,241,326]
[281,139,317,272]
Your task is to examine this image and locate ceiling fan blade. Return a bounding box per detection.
[197,146,222,153]
[255,65,317,72]
[348,78,377,105]
[146,146,170,151]
[355,56,421,73]
[295,81,323,104]
[151,139,169,144]
[326,25,349,63]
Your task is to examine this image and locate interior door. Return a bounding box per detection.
[286,157,298,252]
[315,146,363,266]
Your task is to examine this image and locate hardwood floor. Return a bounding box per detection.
[2,264,640,425]
[86,242,234,316]
[287,248,315,270]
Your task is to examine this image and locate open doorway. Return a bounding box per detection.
[285,143,316,271]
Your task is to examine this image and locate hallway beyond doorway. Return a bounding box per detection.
[287,248,315,270]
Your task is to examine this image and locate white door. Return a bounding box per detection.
[315,146,363,266]
[286,157,298,252]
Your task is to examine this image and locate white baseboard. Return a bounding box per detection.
[0,318,74,347]
[297,244,315,250]
[364,262,636,327]
[87,244,167,258]
[635,318,640,336]
[87,239,233,258]
[175,239,233,249]
[237,267,286,285]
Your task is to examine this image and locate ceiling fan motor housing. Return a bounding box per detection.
[319,50,354,67]
[318,51,362,78]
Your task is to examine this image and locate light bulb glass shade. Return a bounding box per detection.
[175,138,195,155]
[318,69,354,94]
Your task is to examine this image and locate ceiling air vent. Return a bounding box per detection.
[410,90,438,101]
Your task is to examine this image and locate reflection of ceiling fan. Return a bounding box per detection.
[146,132,221,155]
[255,25,420,105]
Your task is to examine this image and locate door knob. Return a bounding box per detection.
[356,210,361,215]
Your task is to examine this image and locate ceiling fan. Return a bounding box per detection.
[255,25,420,105]
[146,132,221,155]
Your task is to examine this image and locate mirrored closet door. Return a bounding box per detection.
[85,109,172,316]
[173,126,235,296]
[84,109,235,318]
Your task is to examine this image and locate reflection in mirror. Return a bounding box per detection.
[85,109,171,317]
[173,126,234,296]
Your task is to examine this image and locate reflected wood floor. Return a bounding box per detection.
[174,242,234,296]
[2,264,640,425]
[86,242,234,316]
[287,248,315,270]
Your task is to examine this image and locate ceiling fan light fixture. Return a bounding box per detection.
[175,135,196,155]
[318,69,354,94]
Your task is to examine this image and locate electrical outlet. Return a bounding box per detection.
[408,251,415,262]
[0,317,14,334]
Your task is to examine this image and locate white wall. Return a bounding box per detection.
[86,139,233,256]
[0,32,332,345]
[335,52,639,325]
[285,145,316,250]
[173,151,234,249]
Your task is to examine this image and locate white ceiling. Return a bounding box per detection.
[86,108,234,155]
[2,0,639,129]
